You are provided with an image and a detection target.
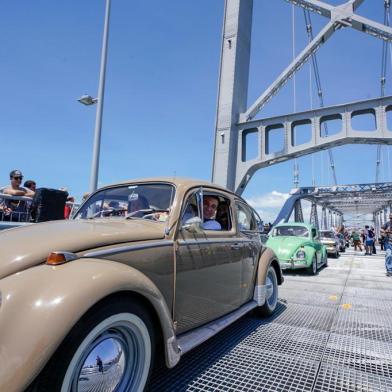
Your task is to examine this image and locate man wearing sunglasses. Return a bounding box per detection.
[0,170,34,220]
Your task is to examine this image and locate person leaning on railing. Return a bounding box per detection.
[0,169,35,221]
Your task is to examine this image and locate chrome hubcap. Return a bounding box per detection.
[266,270,277,307]
[76,335,126,392]
[70,321,147,392]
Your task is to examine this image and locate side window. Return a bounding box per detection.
[312,228,317,238]
[236,202,256,231]
[181,189,233,232]
[252,209,264,232]
[181,192,201,225]
[203,193,232,231]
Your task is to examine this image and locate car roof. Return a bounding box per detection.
[94,177,242,199]
[275,222,315,230]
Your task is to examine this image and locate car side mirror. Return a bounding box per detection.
[182,217,203,233]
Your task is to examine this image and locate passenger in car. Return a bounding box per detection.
[202,195,221,231]
[216,201,230,230]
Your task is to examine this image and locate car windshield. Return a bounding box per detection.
[320,231,335,239]
[74,183,175,221]
[272,225,309,237]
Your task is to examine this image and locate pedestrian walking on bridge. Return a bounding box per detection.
[381,213,392,277]
[351,230,362,251]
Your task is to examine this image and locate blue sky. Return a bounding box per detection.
[0,1,391,221]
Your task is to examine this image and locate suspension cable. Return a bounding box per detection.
[376,0,390,183]
[293,5,300,188]
[303,10,337,185]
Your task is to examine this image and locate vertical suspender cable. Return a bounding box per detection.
[292,5,300,188]
[387,3,392,182]
[303,10,337,185]
[310,44,315,186]
[376,0,390,183]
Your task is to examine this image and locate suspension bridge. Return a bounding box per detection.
[211,0,392,232]
[150,1,392,391]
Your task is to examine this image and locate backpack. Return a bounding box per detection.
[30,188,68,222]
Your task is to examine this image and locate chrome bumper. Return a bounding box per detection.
[280,260,308,270]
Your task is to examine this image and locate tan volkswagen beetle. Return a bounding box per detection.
[0,177,283,392]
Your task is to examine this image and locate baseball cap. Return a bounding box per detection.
[10,169,23,178]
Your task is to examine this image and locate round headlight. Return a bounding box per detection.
[296,249,306,259]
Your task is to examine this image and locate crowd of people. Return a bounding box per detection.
[335,218,392,277]
[0,169,76,221]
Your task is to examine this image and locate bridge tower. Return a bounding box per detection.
[211,0,253,191]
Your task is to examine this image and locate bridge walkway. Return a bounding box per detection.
[149,250,392,391]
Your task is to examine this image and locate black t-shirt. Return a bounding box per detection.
[382,221,392,243]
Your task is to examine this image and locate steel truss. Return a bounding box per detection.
[212,0,392,194]
[274,181,392,230]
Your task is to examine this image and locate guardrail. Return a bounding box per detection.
[0,193,80,231]
[0,193,32,223]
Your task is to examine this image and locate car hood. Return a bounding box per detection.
[266,236,310,259]
[0,218,166,279]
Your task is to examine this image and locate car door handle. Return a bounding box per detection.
[231,243,242,250]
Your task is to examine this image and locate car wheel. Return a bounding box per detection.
[258,266,278,317]
[32,298,155,392]
[308,255,317,275]
[324,253,328,267]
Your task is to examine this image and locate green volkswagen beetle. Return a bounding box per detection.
[266,223,328,275]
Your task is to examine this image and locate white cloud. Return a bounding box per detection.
[246,191,290,223]
[246,190,290,209]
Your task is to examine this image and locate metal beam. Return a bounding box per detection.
[285,0,333,18]
[310,202,319,229]
[244,0,392,122]
[294,200,304,222]
[287,0,392,40]
[236,96,392,193]
[242,21,335,122]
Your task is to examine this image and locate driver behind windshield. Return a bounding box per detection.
[127,194,169,221]
[128,195,150,217]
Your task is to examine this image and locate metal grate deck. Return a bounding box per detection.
[149,252,392,391]
[313,364,392,392]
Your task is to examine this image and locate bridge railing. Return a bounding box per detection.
[0,193,32,223]
[0,193,80,230]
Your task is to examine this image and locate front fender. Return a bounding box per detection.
[0,258,177,392]
[253,247,283,306]
[302,246,316,265]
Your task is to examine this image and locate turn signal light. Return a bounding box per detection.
[46,251,77,265]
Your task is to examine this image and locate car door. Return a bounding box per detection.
[174,188,242,334]
[235,200,262,305]
[312,228,322,265]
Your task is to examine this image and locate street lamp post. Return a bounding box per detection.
[80,0,111,194]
